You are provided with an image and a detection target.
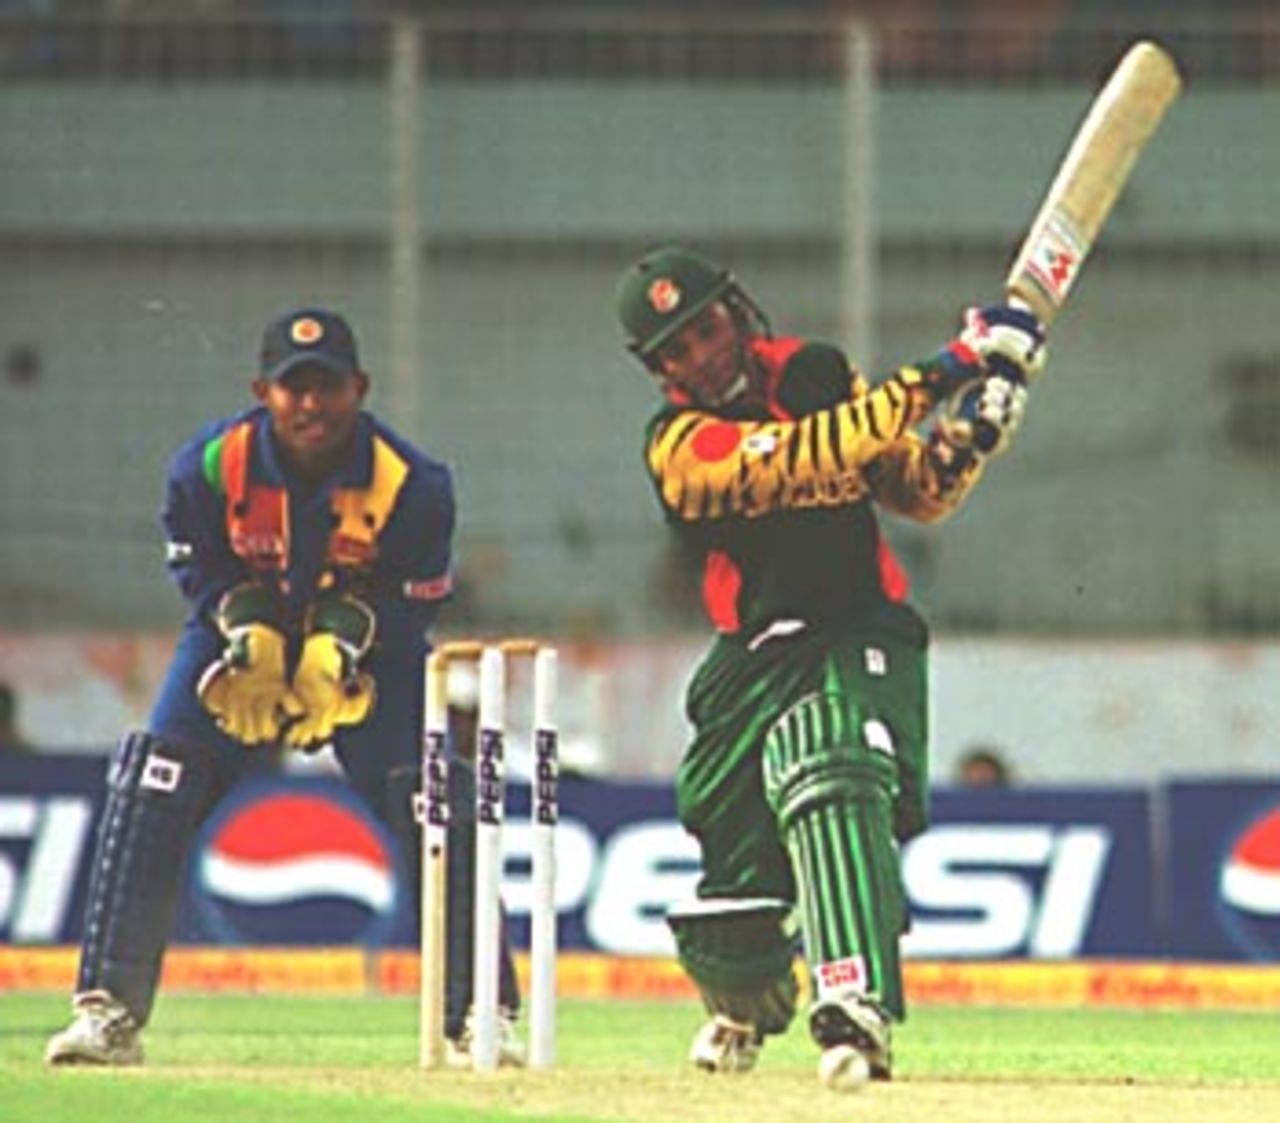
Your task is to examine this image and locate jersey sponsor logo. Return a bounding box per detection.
[647,277,681,314]
[192,783,398,945]
[780,468,868,510]
[1218,804,1280,959]
[229,530,286,567]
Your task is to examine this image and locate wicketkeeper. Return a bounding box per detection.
[45,309,521,1068]
[615,246,1043,1089]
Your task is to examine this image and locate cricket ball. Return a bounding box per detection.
[818,1043,871,1092]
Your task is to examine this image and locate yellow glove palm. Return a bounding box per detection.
[283,632,376,750]
[196,624,303,745]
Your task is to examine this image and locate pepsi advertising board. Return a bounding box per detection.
[902,788,1157,958]
[0,753,1263,961]
[177,774,702,954]
[0,755,96,946]
[179,778,405,947]
[1167,780,1280,961]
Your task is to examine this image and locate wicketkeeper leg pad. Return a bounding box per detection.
[77,731,216,1025]
[763,692,909,1019]
[666,897,799,1036]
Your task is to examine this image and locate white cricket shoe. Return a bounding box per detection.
[809,992,892,1088]
[689,1014,762,1074]
[446,1007,526,1069]
[44,990,143,1066]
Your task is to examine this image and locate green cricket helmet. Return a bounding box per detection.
[615,246,735,363]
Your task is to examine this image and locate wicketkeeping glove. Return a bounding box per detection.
[958,303,1047,384]
[283,593,377,751]
[196,585,303,745]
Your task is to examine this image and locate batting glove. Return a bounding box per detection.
[935,374,1029,459]
[958,303,1047,384]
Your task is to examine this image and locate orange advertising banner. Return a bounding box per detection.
[5,947,1280,1010]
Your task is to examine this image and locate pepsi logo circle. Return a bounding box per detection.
[192,780,400,946]
[1218,804,1280,960]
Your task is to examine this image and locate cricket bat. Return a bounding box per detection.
[1005,40,1182,325]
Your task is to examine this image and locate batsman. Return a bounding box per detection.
[615,246,1044,1089]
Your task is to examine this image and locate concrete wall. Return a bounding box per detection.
[2,73,1277,635]
[3,631,1275,783]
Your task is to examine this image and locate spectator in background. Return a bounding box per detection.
[0,680,29,751]
[954,744,1013,787]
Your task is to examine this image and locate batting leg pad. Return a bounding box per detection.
[385,762,520,1038]
[762,692,908,1020]
[77,731,215,1025]
[666,898,799,1036]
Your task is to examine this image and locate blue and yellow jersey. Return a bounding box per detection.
[644,336,984,638]
[161,407,454,653]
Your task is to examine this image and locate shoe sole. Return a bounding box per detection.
[690,1042,760,1074]
[692,1056,758,1075]
[445,1044,525,1069]
[45,1047,142,1066]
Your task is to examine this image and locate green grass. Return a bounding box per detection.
[3,994,1279,1123]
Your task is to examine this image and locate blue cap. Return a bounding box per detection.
[260,309,360,382]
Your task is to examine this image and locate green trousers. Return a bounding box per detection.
[674,618,928,1017]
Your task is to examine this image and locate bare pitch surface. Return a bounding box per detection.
[4,995,1278,1123]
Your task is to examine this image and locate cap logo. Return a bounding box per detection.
[648,278,682,315]
[290,316,324,346]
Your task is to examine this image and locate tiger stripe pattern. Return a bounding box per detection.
[647,364,974,523]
